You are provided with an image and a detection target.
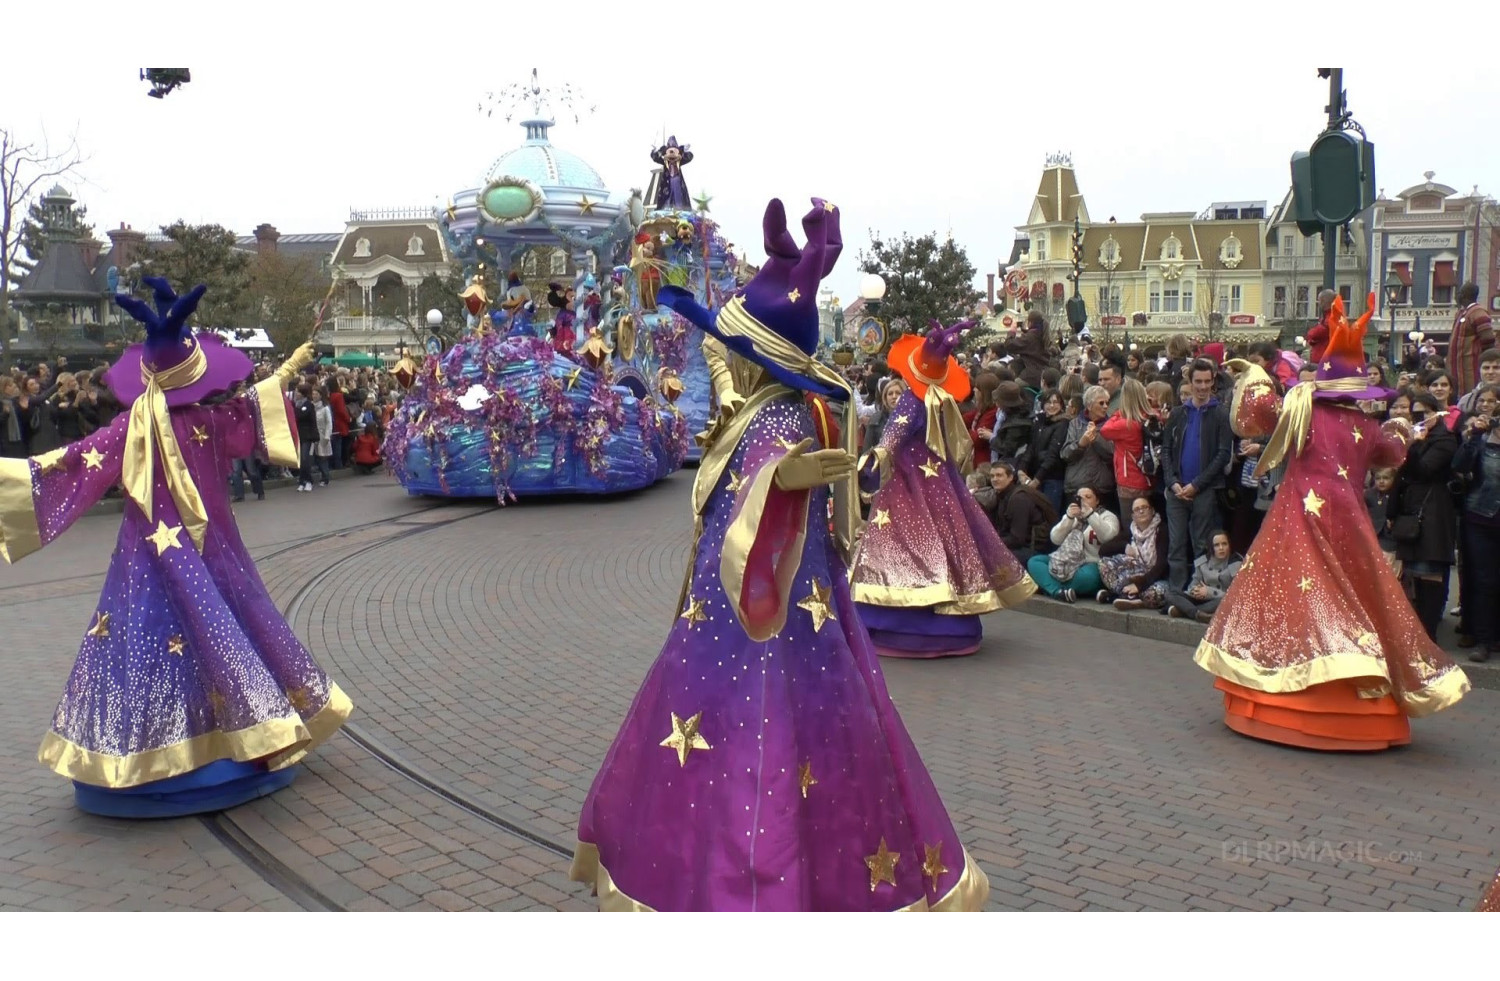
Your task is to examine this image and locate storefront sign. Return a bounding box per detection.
[1227,314,1258,325]
[1387,232,1459,250]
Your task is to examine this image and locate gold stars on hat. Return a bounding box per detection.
[86,611,111,639]
[81,447,105,470]
[146,521,185,556]
[660,711,711,767]
[191,425,209,445]
[798,760,818,799]
[865,838,899,891]
[166,635,185,656]
[871,508,891,529]
[796,578,836,634]
[1302,489,1326,518]
[787,288,801,303]
[918,458,940,478]
[680,596,707,627]
[922,842,949,890]
[822,200,836,213]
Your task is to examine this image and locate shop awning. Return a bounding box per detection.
[1391,262,1412,287]
[1432,260,1457,288]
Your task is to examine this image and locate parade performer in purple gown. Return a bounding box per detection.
[0,278,352,818]
[849,323,1036,658]
[649,135,693,211]
[569,197,988,911]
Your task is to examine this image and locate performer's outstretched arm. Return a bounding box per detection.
[0,415,129,563]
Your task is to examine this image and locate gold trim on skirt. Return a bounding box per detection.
[39,683,354,788]
[569,839,990,911]
[1194,639,1468,718]
[851,573,1036,615]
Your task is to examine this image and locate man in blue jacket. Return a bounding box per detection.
[1161,358,1234,589]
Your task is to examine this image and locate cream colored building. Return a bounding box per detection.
[1010,156,1271,349]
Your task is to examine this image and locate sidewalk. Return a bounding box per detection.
[1009,592,1500,690]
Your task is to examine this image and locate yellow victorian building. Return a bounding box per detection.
[1009,155,1272,350]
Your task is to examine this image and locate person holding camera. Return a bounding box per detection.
[1024,487,1119,603]
[1395,391,1459,639]
[1452,384,1500,662]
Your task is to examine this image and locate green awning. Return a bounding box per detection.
[332,351,382,367]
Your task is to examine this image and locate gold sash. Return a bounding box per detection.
[1254,373,1370,478]
[124,345,210,551]
[922,385,974,475]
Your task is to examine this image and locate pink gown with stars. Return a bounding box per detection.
[570,389,988,910]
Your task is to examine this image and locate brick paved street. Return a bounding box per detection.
[1,471,1497,911]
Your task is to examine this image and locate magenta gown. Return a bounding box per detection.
[0,377,352,814]
[570,388,988,910]
[849,388,1035,657]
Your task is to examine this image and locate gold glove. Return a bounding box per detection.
[773,437,856,491]
[275,341,317,387]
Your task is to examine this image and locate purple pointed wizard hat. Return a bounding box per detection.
[103,276,253,408]
[658,196,843,398]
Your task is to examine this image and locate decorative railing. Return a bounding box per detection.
[1267,255,1363,271]
[334,316,413,332]
[347,206,436,222]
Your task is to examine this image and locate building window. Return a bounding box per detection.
[1295,285,1311,319]
[1102,240,1118,263]
[1273,286,1288,319]
[1230,284,1242,313]
[1339,285,1352,307]
[406,235,425,257]
[1181,279,1194,313]
[549,250,568,276]
[1096,285,1121,315]
[522,251,538,277]
[1432,259,1457,305]
[1033,233,1047,262]
[1161,235,1181,261]
[353,237,371,258]
[1281,232,1294,256]
[1302,235,1317,257]
[1163,283,1180,312]
[1149,281,1161,313]
[1390,260,1412,304]
[1218,287,1229,314]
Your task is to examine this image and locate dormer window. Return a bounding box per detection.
[1161,236,1181,261]
[1218,234,1243,269]
[353,237,371,258]
[1033,233,1047,262]
[406,234,425,257]
[1098,236,1121,271]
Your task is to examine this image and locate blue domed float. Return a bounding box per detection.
[386,112,741,500]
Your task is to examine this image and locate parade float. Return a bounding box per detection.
[385,81,737,500]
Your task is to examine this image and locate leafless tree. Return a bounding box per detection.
[1,126,87,369]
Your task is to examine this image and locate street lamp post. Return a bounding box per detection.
[1383,268,1402,369]
[1065,216,1087,344]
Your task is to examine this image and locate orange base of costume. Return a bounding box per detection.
[1215,679,1411,751]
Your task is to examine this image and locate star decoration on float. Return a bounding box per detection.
[445,199,457,222]
[81,447,105,470]
[1337,465,1350,479]
[919,458,940,478]
[865,838,899,891]
[1298,576,1314,593]
[680,596,707,626]
[693,191,713,213]
[567,368,583,391]
[787,288,801,303]
[166,634,185,656]
[1302,489,1326,517]
[922,843,949,889]
[576,195,597,215]
[871,509,891,529]
[795,578,836,633]
[191,425,209,445]
[1351,426,1364,443]
[798,760,818,799]
[146,521,185,556]
[660,711,711,767]
[86,611,110,639]
[726,470,746,493]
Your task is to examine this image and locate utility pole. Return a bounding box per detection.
[1322,69,1344,298]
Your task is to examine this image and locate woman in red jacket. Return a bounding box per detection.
[327,378,353,469]
[966,371,999,466]
[1100,377,1158,524]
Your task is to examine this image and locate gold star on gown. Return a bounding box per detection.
[871,508,891,529]
[918,458,940,478]
[726,470,746,493]
[86,611,110,639]
[893,414,909,425]
[191,425,209,445]
[1351,426,1364,443]
[795,578,836,633]
[166,635,185,656]
[660,711,711,767]
[1302,489,1326,517]
[1298,576,1314,593]
[1337,465,1349,479]
[81,447,105,470]
[787,288,801,303]
[922,843,949,889]
[147,521,184,555]
[680,596,707,626]
[798,760,817,799]
[865,838,899,891]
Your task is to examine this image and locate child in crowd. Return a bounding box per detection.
[352,423,383,475]
[1365,467,1400,576]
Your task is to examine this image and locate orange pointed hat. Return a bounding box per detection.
[1312,292,1390,401]
[888,319,973,402]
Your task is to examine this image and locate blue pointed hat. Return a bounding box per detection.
[658,196,843,398]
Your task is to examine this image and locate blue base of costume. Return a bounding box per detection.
[72,759,297,819]
[855,603,982,658]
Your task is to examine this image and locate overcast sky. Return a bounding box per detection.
[7,2,1497,308]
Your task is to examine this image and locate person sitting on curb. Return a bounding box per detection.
[1163,530,1241,623]
[973,459,1056,565]
[1094,496,1170,611]
[1024,486,1119,603]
